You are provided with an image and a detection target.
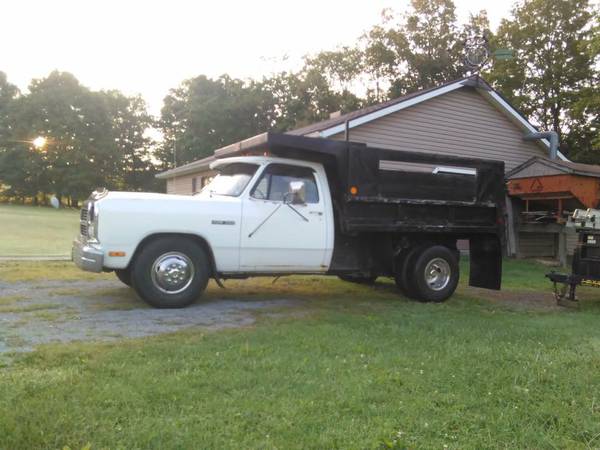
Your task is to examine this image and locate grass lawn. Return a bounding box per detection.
[0,204,79,256]
[2,259,600,449]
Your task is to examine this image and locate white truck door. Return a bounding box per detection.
[240,163,328,272]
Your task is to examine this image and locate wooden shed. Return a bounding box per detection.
[506,157,600,263]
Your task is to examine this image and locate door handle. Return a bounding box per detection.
[309,211,323,216]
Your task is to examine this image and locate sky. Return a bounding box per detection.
[1,0,516,115]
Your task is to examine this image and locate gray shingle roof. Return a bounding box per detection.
[286,75,479,136]
[506,156,600,179]
[155,154,216,179]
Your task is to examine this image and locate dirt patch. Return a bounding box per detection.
[0,278,299,354]
[463,286,563,311]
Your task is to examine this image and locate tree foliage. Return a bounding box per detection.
[0,71,157,205]
[488,0,597,156]
[158,71,361,167]
[158,75,277,166]
[2,0,600,203]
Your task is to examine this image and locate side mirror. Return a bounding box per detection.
[285,181,306,205]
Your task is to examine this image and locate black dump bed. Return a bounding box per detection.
[215,132,505,236]
[341,144,505,235]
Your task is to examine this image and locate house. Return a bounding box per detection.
[156,75,569,258]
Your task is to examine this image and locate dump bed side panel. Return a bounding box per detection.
[345,145,505,209]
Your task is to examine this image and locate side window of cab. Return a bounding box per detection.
[251,164,319,203]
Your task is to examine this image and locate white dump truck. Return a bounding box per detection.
[73,133,505,308]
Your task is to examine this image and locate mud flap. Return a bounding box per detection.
[469,234,502,290]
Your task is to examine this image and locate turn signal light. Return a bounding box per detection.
[109,251,126,257]
[350,186,358,195]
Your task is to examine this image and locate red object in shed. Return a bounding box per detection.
[507,157,600,222]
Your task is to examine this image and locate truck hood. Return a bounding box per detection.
[93,190,240,214]
[99,191,192,202]
[90,192,242,258]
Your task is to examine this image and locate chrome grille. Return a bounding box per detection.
[80,206,89,236]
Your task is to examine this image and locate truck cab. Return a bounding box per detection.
[73,156,335,307]
[208,157,335,273]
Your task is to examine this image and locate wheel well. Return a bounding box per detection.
[129,233,217,276]
[394,238,459,271]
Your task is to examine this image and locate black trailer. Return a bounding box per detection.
[547,214,600,306]
[215,132,506,301]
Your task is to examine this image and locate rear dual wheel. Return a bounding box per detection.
[395,245,459,302]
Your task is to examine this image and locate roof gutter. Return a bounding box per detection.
[524,131,559,160]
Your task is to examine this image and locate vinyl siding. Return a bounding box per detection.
[566,227,578,256]
[166,171,216,195]
[167,175,194,195]
[330,88,547,172]
[518,233,556,258]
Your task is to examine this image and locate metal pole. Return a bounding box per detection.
[173,135,177,168]
[524,131,559,160]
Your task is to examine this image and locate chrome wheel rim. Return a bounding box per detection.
[424,257,451,291]
[151,252,195,294]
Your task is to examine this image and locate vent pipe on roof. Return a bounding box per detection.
[524,131,559,160]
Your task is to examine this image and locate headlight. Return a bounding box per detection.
[87,202,99,241]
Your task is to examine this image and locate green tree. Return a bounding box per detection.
[0,72,46,203]
[105,91,158,191]
[397,0,463,93]
[264,69,362,131]
[302,48,367,103]
[0,71,158,204]
[565,14,600,162]
[159,70,363,169]
[489,0,597,152]
[310,1,479,102]
[159,75,277,167]
[15,72,120,204]
[0,71,19,142]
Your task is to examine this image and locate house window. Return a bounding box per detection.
[192,177,198,194]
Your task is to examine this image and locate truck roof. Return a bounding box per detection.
[210,155,324,171]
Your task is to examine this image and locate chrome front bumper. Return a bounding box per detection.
[72,238,104,272]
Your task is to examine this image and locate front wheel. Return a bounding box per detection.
[131,237,210,308]
[115,268,132,287]
[410,245,459,302]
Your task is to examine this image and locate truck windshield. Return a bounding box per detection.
[199,163,259,197]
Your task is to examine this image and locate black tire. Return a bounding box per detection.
[338,274,378,285]
[131,237,210,308]
[410,245,459,303]
[395,246,425,300]
[115,269,132,287]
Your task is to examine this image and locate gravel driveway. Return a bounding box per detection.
[0,279,297,354]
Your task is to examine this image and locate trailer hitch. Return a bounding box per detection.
[546,271,580,308]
